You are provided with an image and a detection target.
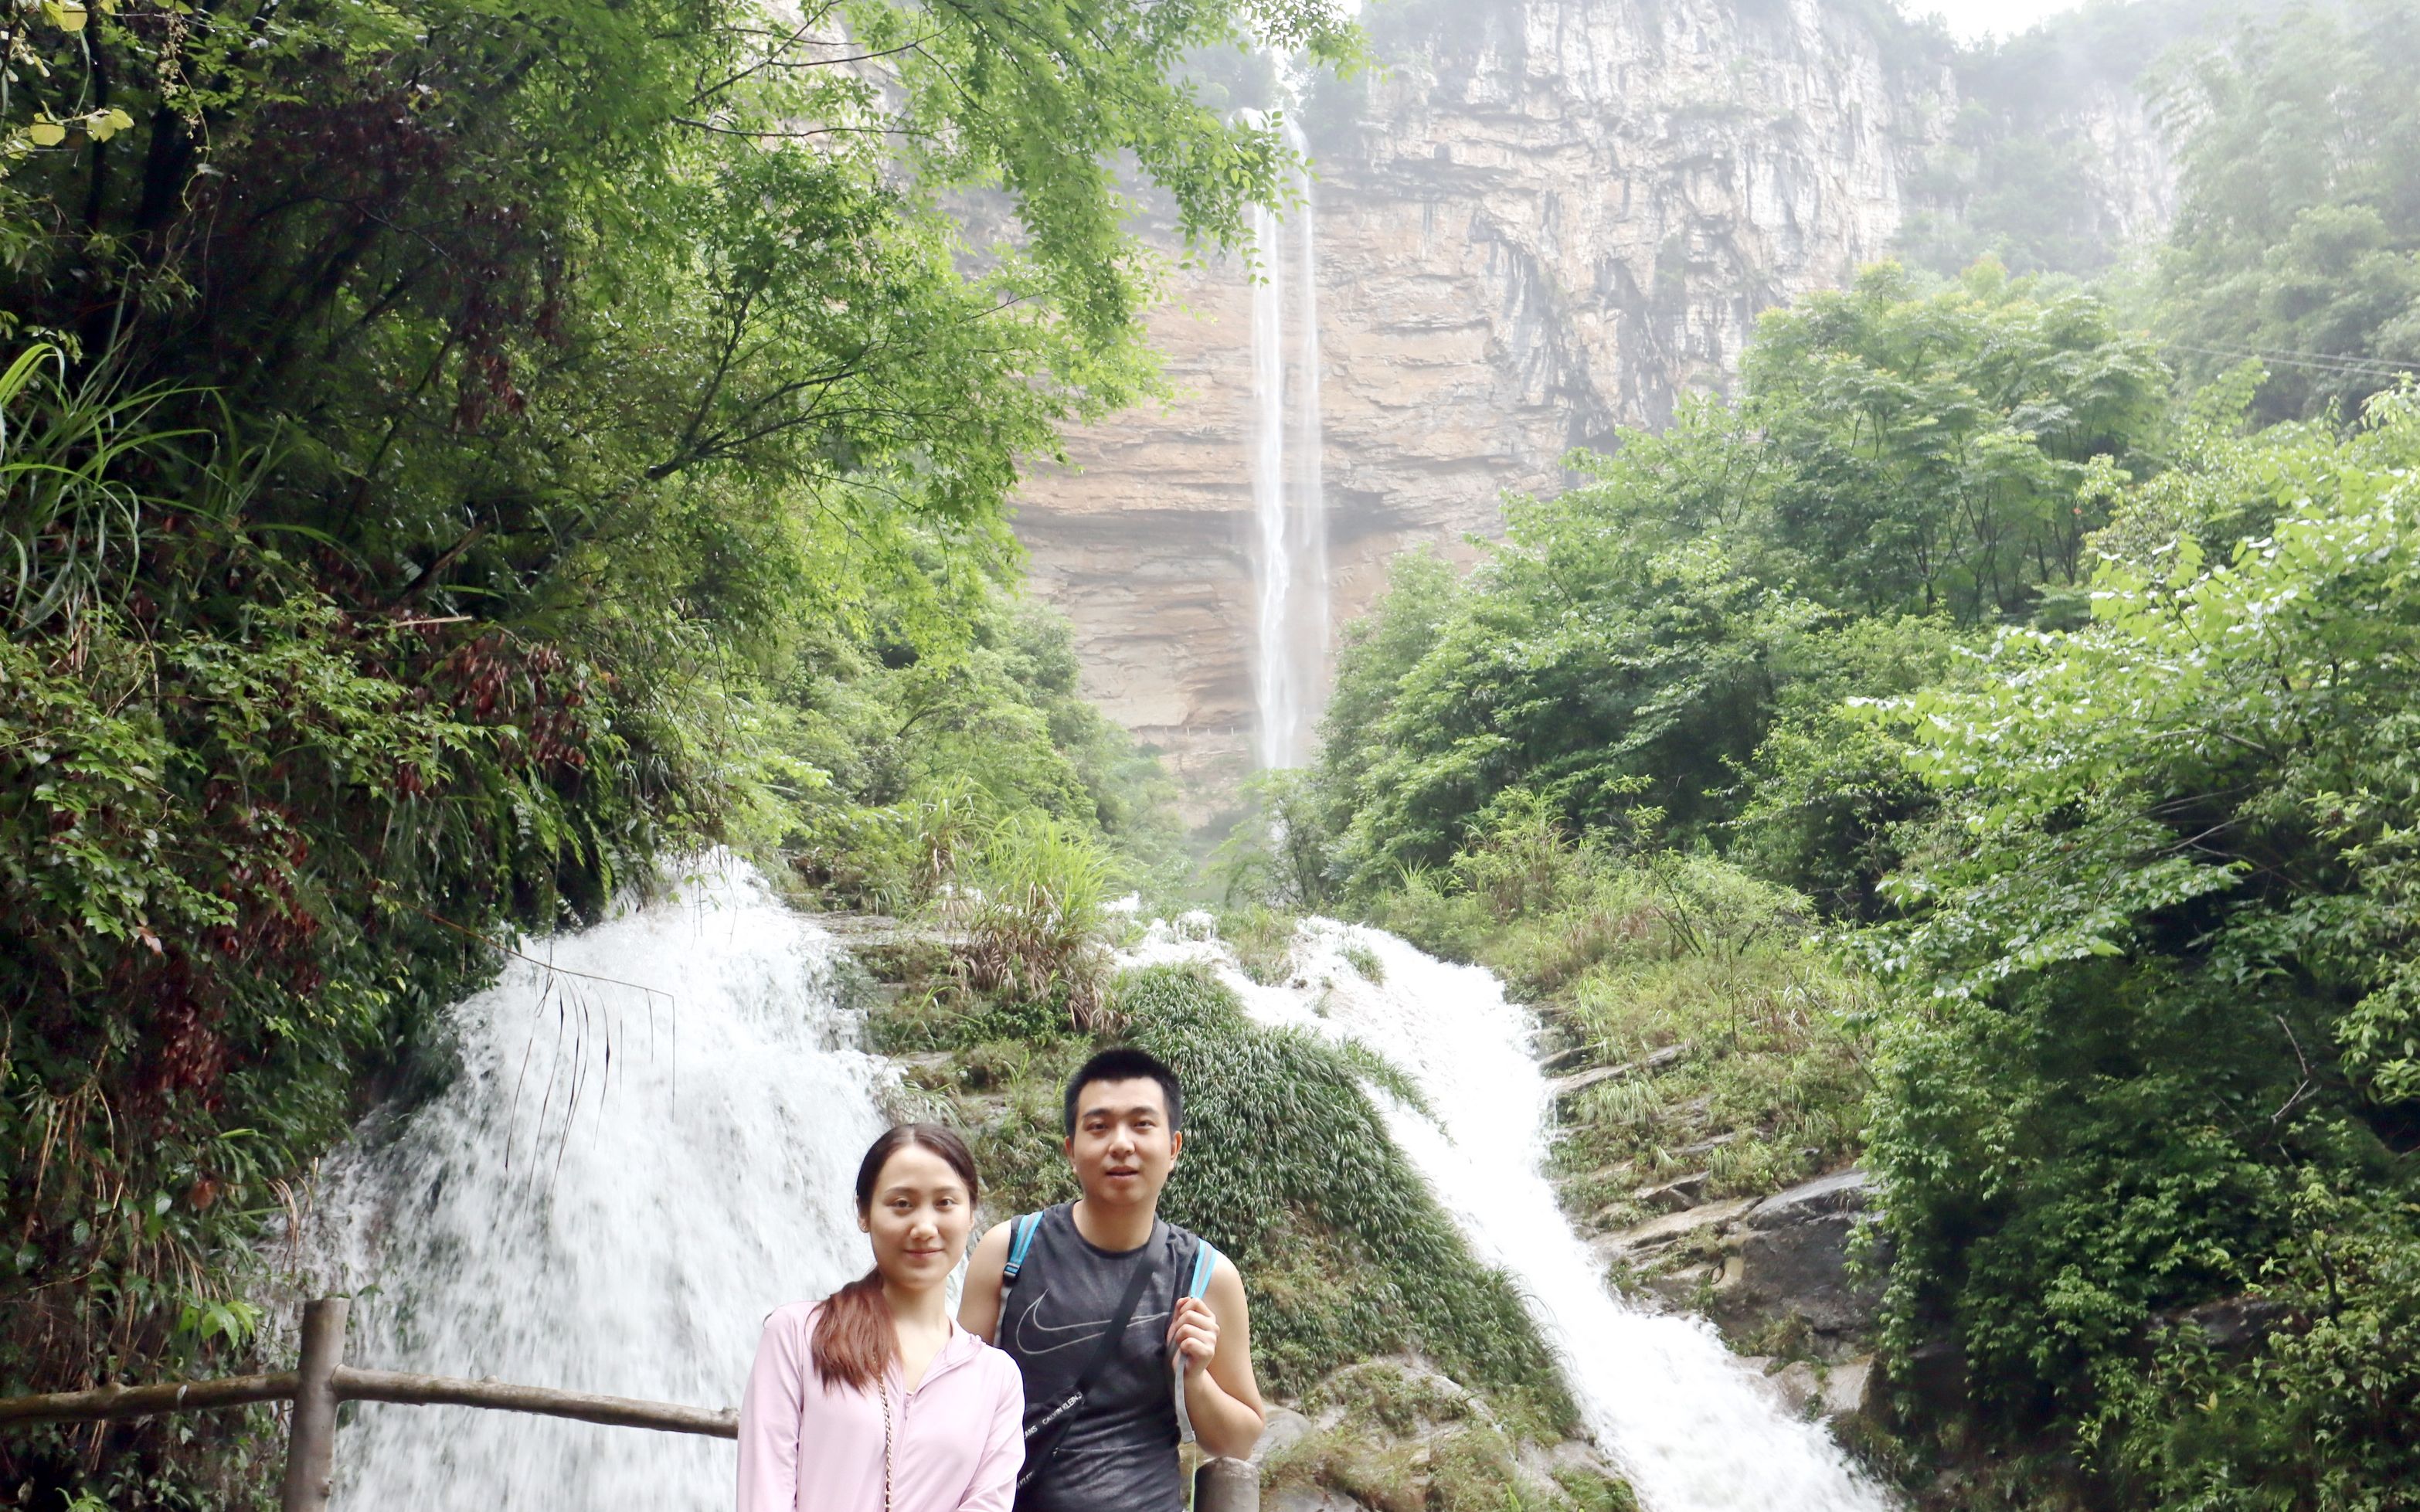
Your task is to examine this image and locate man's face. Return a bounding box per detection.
[1065,1076,1183,1209]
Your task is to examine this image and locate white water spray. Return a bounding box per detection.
[1249,119,1328,771]
[1136,917,1895,1512]
[309,861,888,1511]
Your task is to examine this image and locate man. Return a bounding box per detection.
[960,1047,1265,1510]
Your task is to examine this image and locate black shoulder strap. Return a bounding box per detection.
[1075,1252,1158,1399]
[1017,1252,1160,1487]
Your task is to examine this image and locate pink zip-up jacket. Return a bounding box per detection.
[736,1301,1023,1512]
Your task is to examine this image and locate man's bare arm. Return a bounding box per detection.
[1171,1256,1264,1459]
[958,1220,1013,1343]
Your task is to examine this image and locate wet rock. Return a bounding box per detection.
[1759,1359,1823,1415]
[1742,1167,1873,1228]
[1671,1132,1740,1160]
[2169,1295,2291,1354]
[1637,1171,1713,1211]
[1252,1407,1316,1466]
[1714,1167,1885,1347]
[1265,1489,1374,1512]
[1548,1044,1688,1103]
[1747,1353,1878,1426]
[1822,1357,1877,1422]
[1541,1041,1596,1073]
[1592,1194,1757,1262]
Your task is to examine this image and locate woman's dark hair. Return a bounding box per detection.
[1062,1047,1184,1136]
[811,1123,980,1394]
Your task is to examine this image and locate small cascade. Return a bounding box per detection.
[1135,917,1895,1512]
[308,861,888,1511]
[1248,118,1329,770]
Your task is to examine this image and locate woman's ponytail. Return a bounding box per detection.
[810,1267,896,1394]
[811,1123,981,1395]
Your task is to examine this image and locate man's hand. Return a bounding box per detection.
[1168,1296,1218,1375]
[1168,1253,1263,1459]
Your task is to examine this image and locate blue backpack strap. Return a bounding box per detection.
[1185,1239,1221,1301]
[1003,1211,1045,1283]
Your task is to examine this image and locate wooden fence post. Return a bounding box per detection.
[1195,1456,1258,1512]
[280,1297,348,1512]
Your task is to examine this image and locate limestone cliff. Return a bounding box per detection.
[1013,0,2177,814]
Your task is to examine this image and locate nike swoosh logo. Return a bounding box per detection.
[1012,1286,1172,1357]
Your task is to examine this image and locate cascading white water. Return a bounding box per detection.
[299,855,1887,1512]
[308,861,889,1511]
[1249,192,1295,770]
[1135,917,1895,1512]
[1287,119,1329,753]
[1248,117,1328,771]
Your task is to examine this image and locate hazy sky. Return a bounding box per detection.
[1902,0,2088,42]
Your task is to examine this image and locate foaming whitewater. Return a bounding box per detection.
[1249,189,1293,768]
[1248,116,1328,770]
[1286,117,1328,753]
[1134,916,1893,1512]
[309,860,888,1511]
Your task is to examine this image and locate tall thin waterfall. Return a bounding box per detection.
[1136,918,1896,1512]
[308,861,887,1511]
[1249,121,1328,770]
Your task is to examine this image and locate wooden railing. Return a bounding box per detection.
[0,1297,1259,1510]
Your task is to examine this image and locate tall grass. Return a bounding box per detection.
[0,344,276,636]
[947,809,1117,1030]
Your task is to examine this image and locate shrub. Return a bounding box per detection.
[948,810,1117,1031]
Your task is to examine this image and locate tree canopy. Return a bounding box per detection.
[0,0,1353,1499]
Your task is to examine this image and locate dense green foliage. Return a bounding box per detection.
[1306,263,2160,893]
[1862,393,2420,1504]
[2153,0,2420,424]
[0,0,1354,1499]
[1295,246,2420,1505]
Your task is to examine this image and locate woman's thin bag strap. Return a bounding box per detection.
[879,1379,895,1512]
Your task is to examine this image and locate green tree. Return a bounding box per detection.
[0,0,1357,1499]
[2153,0,2420,423]
[1749,262,2168,621]
[1307,266,2164,895]
[1863,387,2420,1503]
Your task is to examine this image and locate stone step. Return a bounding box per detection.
[1545,1042,1688,1103]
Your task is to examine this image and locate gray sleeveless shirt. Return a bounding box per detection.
[998,1203,1205,1512]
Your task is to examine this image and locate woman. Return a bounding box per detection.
[738,1124,1023,1512]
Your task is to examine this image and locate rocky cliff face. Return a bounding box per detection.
[1013,0,2174,814]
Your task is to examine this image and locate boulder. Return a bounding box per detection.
[1714,1167,1885,1345]
[2174,1295,2290,1354]
[1741,1166,1872,1228]
[1821,1356,1877,1422]
[1252,1407,1316,1466]
[1637,1171,1713,1211]
[1264,1489,1374,1512]
[1745,1353,1878,1425]
[1758,1359,1823,1415]
[1546,1044,1688,1104]
[1592,1195,1757,1262]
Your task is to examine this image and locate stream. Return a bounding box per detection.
[308,868,1887,1511]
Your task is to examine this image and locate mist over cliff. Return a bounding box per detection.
[1012,0,2187,813]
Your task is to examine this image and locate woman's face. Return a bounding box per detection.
[859,1143,975,1293]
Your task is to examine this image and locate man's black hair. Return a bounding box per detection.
[1062,1048,1183,1137]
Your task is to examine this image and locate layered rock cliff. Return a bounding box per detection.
[1012,0,2177,814]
